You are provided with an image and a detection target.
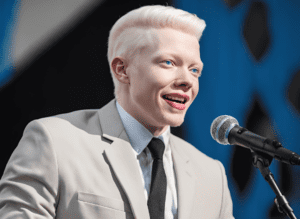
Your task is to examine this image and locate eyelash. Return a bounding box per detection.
[161,60,200,74]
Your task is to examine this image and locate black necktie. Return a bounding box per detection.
[147,138,167,219]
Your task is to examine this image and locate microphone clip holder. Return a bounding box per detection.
[251,150,296,219]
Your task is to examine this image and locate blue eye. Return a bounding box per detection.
[165,60,172,65]
[191,68,199,73]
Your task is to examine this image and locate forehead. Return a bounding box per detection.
[143,28,201,62]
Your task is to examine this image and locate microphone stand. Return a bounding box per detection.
[251,150,296,219]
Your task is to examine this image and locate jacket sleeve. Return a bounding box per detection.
[216,160,235,219]
[0,120,58,218]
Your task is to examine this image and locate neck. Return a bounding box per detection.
[142,122,169,137]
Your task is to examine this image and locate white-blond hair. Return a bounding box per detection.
[107,5,206,97]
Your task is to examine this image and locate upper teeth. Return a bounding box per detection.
[165,95,185,102]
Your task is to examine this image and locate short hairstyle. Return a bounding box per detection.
[107,5,206,97]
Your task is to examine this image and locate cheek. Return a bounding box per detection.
[144,73,169,91]
[153,72,174,89]
[131,65,172,97]
[193,81,199,98]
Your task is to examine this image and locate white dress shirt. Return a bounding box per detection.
[116,101,178,219]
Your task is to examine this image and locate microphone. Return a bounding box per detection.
[210,115,300,165]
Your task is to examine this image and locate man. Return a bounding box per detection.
[0,5,234,219]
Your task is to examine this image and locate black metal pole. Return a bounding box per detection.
[251,150,296,219]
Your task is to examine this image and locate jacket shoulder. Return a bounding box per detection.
[31,109,101,136]
[39,109,98,125]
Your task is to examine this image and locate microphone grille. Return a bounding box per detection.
[210,115,239,145]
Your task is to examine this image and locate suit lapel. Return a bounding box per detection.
[98,99,150,219]
[170,135,196,219]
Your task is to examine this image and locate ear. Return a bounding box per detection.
[111,57,130,84]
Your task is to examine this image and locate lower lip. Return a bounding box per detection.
[164,98,186,110]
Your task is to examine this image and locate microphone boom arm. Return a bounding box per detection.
[251,150,296,219]
[228,125,300,165]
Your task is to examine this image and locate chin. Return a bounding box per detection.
[169,120,184,127]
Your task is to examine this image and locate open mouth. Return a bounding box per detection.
[162,95,187,104]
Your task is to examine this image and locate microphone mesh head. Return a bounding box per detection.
[210,115,239,145]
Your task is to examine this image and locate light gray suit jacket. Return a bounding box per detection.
[0,99,234,218]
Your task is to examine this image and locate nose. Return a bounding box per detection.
[174,68,194,91]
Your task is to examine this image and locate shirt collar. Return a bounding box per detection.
[116,100,170,155]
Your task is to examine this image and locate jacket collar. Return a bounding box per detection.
[98,99,130,143]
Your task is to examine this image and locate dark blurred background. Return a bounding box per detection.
[1,0,300,218]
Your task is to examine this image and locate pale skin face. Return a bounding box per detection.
[111,28,203,136]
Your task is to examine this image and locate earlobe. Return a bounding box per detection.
[111,57,130,84]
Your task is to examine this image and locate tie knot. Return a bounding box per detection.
[147,138,165,160]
